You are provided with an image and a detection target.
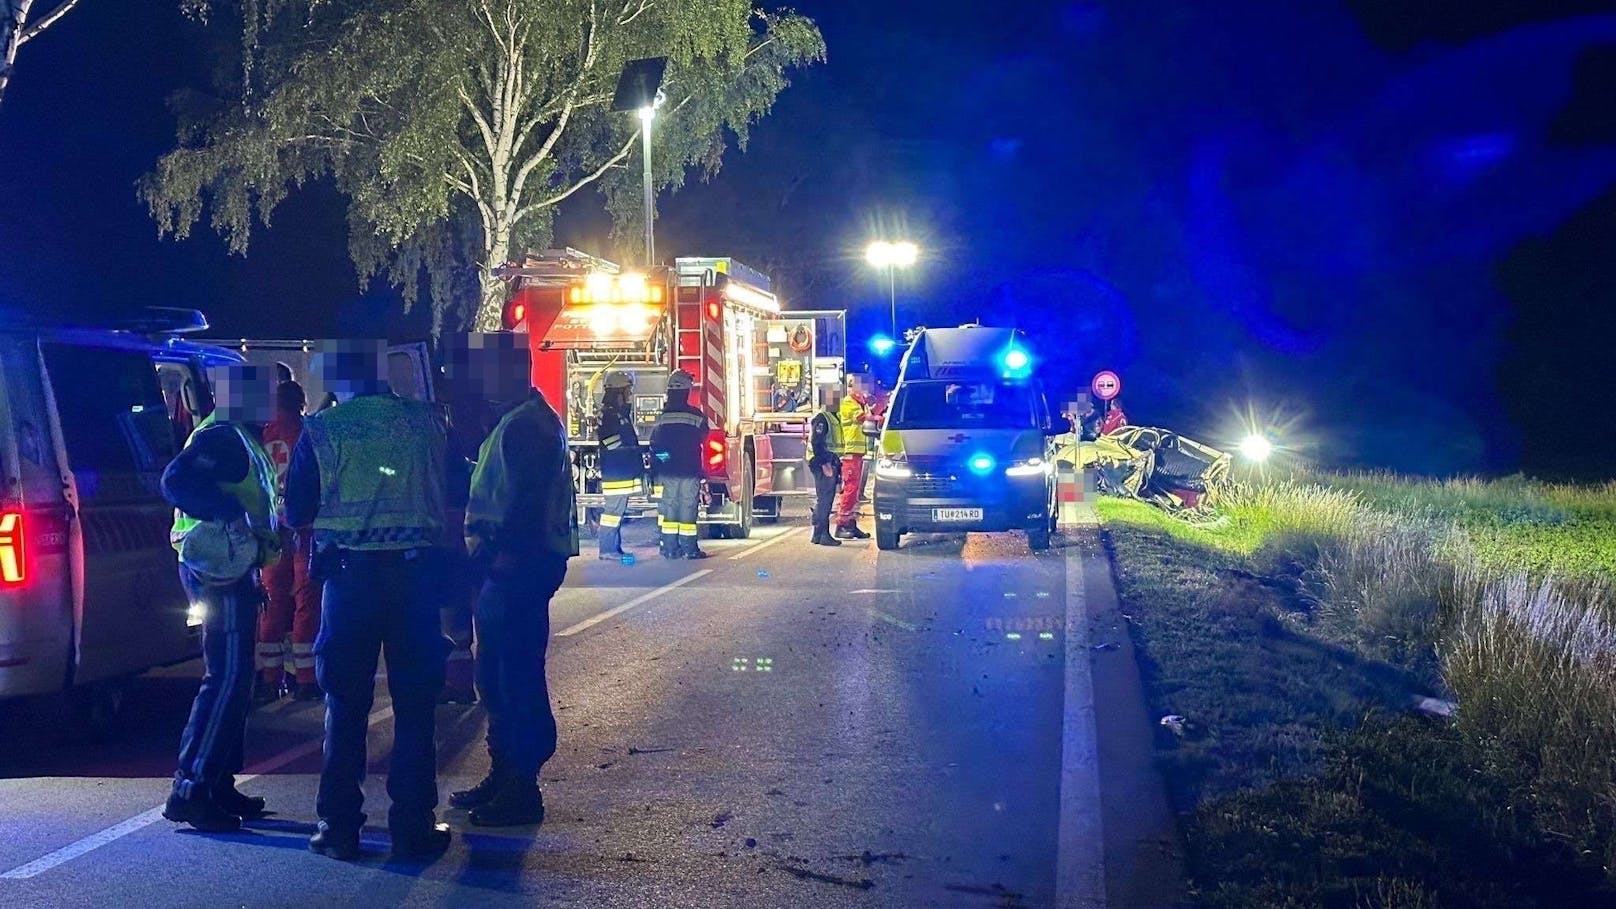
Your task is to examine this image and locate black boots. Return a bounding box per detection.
[308,820,361,861]
[390,822,452,858]
[163,793,242,833]
[470,784,545,828]
[812,528,842,546]
[212,783,267,819]
[448,769,508,810]
[835,524,871,540]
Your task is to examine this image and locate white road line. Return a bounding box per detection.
[865,608,917,631]
[1055,506,1107,909]
[727,525,806,560]
[555,570,712,637]
[0,705,395,881]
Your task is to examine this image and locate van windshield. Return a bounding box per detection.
[888,381,1040,431]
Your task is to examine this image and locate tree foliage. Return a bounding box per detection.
[144,0,824,330]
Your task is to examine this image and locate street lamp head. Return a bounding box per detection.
[866,240,919,268]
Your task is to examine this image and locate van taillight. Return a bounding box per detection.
[705,430,727,474]
[0,511,24,585]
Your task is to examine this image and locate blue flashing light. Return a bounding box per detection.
[968,453,996,475]
[1001,346,1031,376]
[869,335,897,356]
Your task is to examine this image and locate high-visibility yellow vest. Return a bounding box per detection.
[466,394,579,559]
[170,414,278,551]
[303,394,447,551]
[834,396,867,455]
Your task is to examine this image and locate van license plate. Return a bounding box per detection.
[933,508,983,522]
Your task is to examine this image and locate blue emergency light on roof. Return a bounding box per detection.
[1000,346,1031,377]
[968,453,996,475]
[869,335,897,356]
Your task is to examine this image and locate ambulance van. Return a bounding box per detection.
[872,325,1067,551]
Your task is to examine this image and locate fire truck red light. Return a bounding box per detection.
[0,511,25,585]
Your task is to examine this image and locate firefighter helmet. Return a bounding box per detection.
[604,372,634,391]
[667,370,695,391]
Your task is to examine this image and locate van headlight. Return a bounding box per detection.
[876,456,913,479]
[1005,457,1049,477]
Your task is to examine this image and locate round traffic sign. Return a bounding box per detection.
[1091,370,1122,401]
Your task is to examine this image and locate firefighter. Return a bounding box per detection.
[446,334,578,827]
[650,370,709,560]
[597,372,640,560]
[833,376,873,539]
[286,341,460,861]
[256,379,322,703]
[808,383,843,547]
[161,364,282,833]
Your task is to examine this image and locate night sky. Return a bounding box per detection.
[2,1,1613,477]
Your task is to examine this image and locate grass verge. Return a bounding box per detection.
[1099,476,1616,907]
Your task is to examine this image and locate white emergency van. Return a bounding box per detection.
[872,325,1068,551]
[0,308,241,735]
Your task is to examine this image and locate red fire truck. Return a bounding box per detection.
[496,250,845,539]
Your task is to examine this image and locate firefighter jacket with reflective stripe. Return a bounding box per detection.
[300,394,448,551]
[649,404,708,479]
[810,408,841,471]
[168,417,278,551]
[834,396,868,455]
[466,390,579,560]
[598,405,643,493]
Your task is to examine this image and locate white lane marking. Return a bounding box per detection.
[555,570,712,637]
[1056,507,1106,908]
[865,608,917,631]
[727,526,807,560]
[0,705,394,881]
[849,588,901,594]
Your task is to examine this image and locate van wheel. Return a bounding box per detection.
[1027,525,1052,552]
[64,680,130,744]
[876,520,901,551]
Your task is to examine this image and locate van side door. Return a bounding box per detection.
[40,342,194,685]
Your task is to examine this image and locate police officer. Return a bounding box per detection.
[162,364,281,832]
[285,341,461,861]
[444,333,577,827]
[596,372,641,560]
[808,382,843,547]
[649,370,709,560]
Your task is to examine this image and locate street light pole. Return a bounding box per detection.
[639,106,656,267]
[886,265,897,339]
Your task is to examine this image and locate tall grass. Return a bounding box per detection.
[1104,473,1616,881]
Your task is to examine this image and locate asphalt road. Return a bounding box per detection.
[0,507,1151,908]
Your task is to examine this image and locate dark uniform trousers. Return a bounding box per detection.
[474,554,568,779]
[812,466,839,539]
[173,566,260,800]
[315,548,450,834]
[659,476,701,555]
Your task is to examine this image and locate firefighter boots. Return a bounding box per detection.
[449,768,510,810]
[163,793,242,833]
[308,820,361,861]
[390,822,453,858]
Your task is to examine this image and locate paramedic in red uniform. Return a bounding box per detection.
[257,379,323,702]
[833,376,872,539]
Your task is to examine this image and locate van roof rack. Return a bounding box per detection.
[105,308,211,335]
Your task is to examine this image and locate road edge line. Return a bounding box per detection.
[727,525,806,560]
[555,569,713,637]
[0,706,395,881]
[1055,507,1107,908]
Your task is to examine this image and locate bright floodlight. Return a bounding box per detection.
[870,335,897,356]
[637,105,656,123]
[1239,434,1274,462]
[866,240,919,268]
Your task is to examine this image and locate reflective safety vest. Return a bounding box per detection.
[466,393,579,559]
[170,414,279,550]
[302,394,447,551]
[834,396,867,455]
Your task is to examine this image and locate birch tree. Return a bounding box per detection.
[142,0,824,331]
[1,0,83,110]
